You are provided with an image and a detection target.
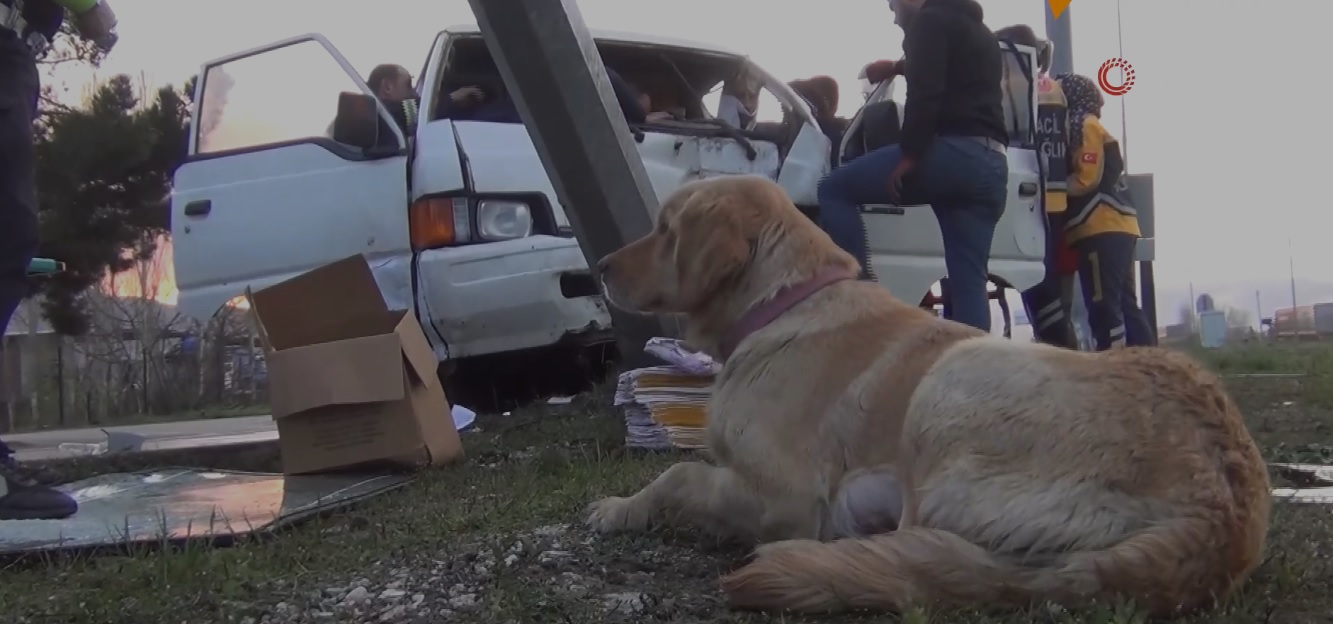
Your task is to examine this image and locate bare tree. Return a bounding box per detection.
[60,235,190,422]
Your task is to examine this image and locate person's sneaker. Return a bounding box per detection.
[0,458,78,520]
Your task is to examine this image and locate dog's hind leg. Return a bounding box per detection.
[826,466,904,539]
[586,461,765,541]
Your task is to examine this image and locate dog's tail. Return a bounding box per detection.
[722,518,1257,615]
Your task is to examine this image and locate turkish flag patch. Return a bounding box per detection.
[1081,152,1098,164]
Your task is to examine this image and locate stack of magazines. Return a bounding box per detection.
[615,338,721,450]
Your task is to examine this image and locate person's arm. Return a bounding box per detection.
[862,59,904,83]
[1068,115,1108,196]
[899,12,949,161]
[436,87,480,120]
[604,67,647,124]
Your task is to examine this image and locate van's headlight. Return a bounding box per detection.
[475,199,533,241]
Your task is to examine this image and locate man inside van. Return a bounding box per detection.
[816,0,1008,332]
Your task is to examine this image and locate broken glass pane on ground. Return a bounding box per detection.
[0,469,410,556]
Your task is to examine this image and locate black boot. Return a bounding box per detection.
[0,458,78,521]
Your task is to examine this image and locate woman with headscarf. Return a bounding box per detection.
[1056,73,1154,350]
[789,75,847,158]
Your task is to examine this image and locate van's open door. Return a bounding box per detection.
[171,34,411,323]
[836,79,898,168]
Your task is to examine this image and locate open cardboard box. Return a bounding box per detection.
[245,255,463,475]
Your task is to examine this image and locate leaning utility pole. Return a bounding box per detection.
[467,0,673,367]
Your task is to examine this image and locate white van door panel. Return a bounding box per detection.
[171,34,411,322]
[448,121,783,227]
[774,122,829,206]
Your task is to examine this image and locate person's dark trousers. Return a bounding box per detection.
[1021,212,1078,348]
[1073,232,1156,350]
[816,137,1008,332]
[0,30,76,521]
[1,29,40,340]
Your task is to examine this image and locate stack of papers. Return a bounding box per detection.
[616,338,721,450]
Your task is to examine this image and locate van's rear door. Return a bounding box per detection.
[171,34,411,322]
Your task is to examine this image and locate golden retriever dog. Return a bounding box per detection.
[589,174,1270,616]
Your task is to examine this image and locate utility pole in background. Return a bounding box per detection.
[1045,1,1074,75]
[468,0,672,368]
[1288,237,1299,310]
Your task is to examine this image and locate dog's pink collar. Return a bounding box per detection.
[718,266,859,361]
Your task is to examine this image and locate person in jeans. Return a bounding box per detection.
[816,0,1008,332]
[1,0,118,520]
[1057,74,1154,350]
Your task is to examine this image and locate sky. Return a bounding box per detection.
[46,0,1333,321]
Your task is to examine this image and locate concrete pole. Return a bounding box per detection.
[1045,2,1074,75]
[468,0,673,367]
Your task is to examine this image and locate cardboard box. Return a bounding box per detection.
[246,255,463,475]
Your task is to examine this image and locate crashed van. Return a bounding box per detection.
[171,25,1046,401]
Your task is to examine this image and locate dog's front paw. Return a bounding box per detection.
[585,496,648,534]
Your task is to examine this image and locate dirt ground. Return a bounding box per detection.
[5,343,1333,623]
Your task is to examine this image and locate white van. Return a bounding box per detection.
[170,26,1046,403]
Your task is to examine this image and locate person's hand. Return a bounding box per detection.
[888,156,916,204]
[450,87,484,104]
[73,1,118,53]
[646,111,673,122]
[862,60,897,83]
[863,59,906,83]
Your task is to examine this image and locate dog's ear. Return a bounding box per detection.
[671,190,750,311]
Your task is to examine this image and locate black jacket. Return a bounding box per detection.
[899,0,1007,160]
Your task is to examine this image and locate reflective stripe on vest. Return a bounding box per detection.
[1066,178,1137,230]
[401,98,419,132]
[1036,75,1069,208]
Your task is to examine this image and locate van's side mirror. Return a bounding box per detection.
[332,92,382,151]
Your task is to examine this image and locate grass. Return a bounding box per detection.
[4,343,1333,623]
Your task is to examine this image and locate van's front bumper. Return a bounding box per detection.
[413,235,614,360]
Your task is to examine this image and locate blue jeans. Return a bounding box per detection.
[816,137,1009,331]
